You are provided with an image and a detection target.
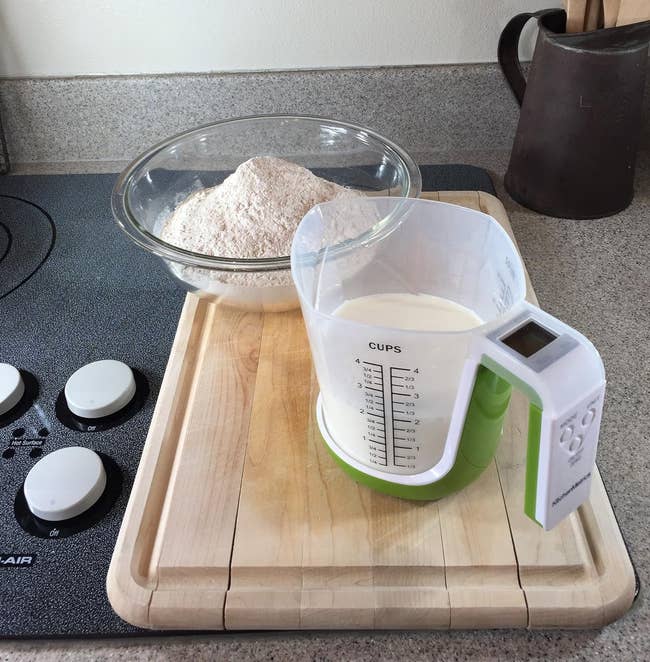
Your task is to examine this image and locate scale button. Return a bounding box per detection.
[560,425,574,444]
[581,408,596,428]
[0,363,24,416]
[569,435,583,454]
[65,360,135,419]
[24,447,106,521]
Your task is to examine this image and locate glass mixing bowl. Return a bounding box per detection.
[112,115,422,311]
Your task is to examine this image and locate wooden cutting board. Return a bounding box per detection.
[107,191,636,631]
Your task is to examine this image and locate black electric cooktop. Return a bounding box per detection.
[0,165,495,638]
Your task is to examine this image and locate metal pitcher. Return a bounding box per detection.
[499,9,650,219]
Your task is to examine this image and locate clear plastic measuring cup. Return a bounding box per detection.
[291,196,526,476]
[292,197,606,530]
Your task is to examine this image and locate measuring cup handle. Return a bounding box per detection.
[498,10,553,106]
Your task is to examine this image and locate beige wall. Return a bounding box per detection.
[0,0,560,77]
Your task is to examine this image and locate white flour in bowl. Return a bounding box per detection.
[161,156,360,259]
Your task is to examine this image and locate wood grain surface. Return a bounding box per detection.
[565,0,588,32]
[603,0,622,27]
[616,0,650,25]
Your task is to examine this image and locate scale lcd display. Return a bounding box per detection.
[502,320,557,358]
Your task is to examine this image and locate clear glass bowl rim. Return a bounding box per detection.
[111,114,422,273]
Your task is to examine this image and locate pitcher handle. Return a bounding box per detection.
[498,10,552,106]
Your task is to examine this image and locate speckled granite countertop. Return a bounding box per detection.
[1,150,647,661]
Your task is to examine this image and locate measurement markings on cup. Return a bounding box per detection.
[389,366,416,468]
[362,361,388,466]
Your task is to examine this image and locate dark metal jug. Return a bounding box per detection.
[499,9,650,219]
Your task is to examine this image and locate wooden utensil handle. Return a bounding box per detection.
[585,0,603,30]
[616,0,650,26]
[566,0,588,32]
[603,0,622,27]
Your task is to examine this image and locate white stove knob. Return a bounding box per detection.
[0,363,24,415]
[65,360,136,419]
[24,447,106,521]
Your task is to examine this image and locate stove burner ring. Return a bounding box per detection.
[0,195,56,300]
[0,221,12,264]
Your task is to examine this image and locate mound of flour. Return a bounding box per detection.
[161,156,360,258]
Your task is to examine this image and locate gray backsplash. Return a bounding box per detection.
[0,64,520,165]
[0,63,647,167]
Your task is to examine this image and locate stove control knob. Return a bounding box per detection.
[24,447,106,521]
[65,360,135,419]
[0,363,24,415]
